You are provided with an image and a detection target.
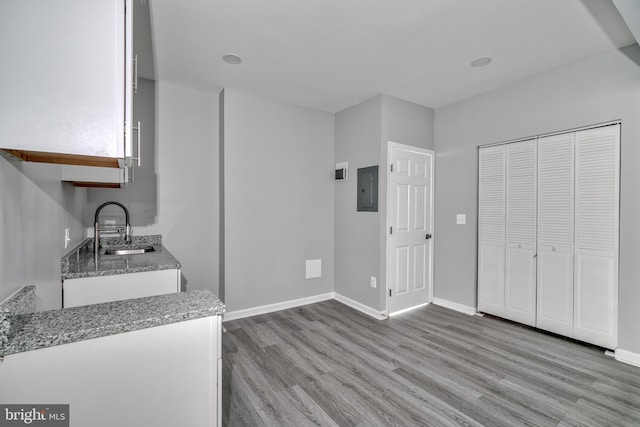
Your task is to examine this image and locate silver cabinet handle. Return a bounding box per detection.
[133,54,138,94]
[132,121,141,167]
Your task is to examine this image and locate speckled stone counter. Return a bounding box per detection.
[0,288,225,356]
[62,235,181,280]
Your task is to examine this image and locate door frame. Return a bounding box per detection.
[385,141,435,316]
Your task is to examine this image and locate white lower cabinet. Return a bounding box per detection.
[0,316,221,427]
[63,268,180,308]
[478,124,619,349]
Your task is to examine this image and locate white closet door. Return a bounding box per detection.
[537,133,574,337]
[505,140,537,326]
[478,145,506,317]
[573,125,619,349]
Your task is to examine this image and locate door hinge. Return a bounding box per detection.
[390,226,393,234]
[389,289,392,297]
[390,164,393,172]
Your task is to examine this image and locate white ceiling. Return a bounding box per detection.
[149,0,635,113]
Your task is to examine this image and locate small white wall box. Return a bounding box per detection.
[335,162,348,180]
[305,259,322,279]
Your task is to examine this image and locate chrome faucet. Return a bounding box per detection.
[94,201,131,255]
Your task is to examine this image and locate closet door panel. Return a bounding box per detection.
[537,133,574,336]
[537,248,574,337]
[574,125,619,348]
[505,140,537,326]
[505,247,536,325]
[478,145,506,317]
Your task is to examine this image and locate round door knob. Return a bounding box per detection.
[426,233,432,240]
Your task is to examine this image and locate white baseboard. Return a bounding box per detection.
[333,292,387,320]
[432,297,476,316]
[615,349,640,368]
[223,292,334,322]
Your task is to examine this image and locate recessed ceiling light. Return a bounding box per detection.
[222,54,242,65]
[470,57,492,67]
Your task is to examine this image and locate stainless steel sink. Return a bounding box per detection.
[104,246,156,256]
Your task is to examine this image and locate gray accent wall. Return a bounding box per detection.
[121,81,220,296]
[433,46,640,354]
[335,94,434,311]
[335,95,382,309]
[221,89,335,312]
[218,90,226,303]
[0,158,86,310]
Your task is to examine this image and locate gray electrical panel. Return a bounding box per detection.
[357,166,378,212]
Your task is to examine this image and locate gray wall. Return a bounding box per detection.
[0,158,86,310]
[222,89,335,312]
[434,46,640,354]
[218,90,225,303]
[127,81,220,295]
[334,95,382,309]
[335,94,434,311]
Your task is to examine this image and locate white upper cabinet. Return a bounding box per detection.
[505,140,537,326]
[478,145,506,317]
[0,0,133,169]
[536,132,575,337]
[573,124,619,349]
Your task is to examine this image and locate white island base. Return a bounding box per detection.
[0,316,222,427]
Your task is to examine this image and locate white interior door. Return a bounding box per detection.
[478,145,506,317]
[536,133,574,337]
[573,125,619,349]
[505,140,537,326]
[387,142,433,315]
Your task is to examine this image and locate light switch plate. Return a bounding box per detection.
[456,214,466,225]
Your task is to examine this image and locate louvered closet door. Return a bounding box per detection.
[537,133,574,337]
[573,125,619,349]
[505,140,537,326]
[478,145,506,317]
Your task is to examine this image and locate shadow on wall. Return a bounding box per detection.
[86,78,158,229]
[621,44,640,68]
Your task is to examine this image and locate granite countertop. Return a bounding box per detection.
[0,287,225,357]
[62,235,181,280]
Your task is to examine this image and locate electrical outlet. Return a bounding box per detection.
[456,214,466,225]
[370,276,377,288]
[64,228,71,249]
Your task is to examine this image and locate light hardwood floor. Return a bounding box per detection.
[222,300,640,426]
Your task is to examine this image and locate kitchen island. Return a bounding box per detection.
[0,286,225,427]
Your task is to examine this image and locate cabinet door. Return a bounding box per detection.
[536,133,574,337]
[505,140,537,326]
[478,145,506,317]
[0,0,126,160]
[63,269,180,308]
[573,125,619,348]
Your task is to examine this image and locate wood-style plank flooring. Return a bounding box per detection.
[222,300,640,426]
